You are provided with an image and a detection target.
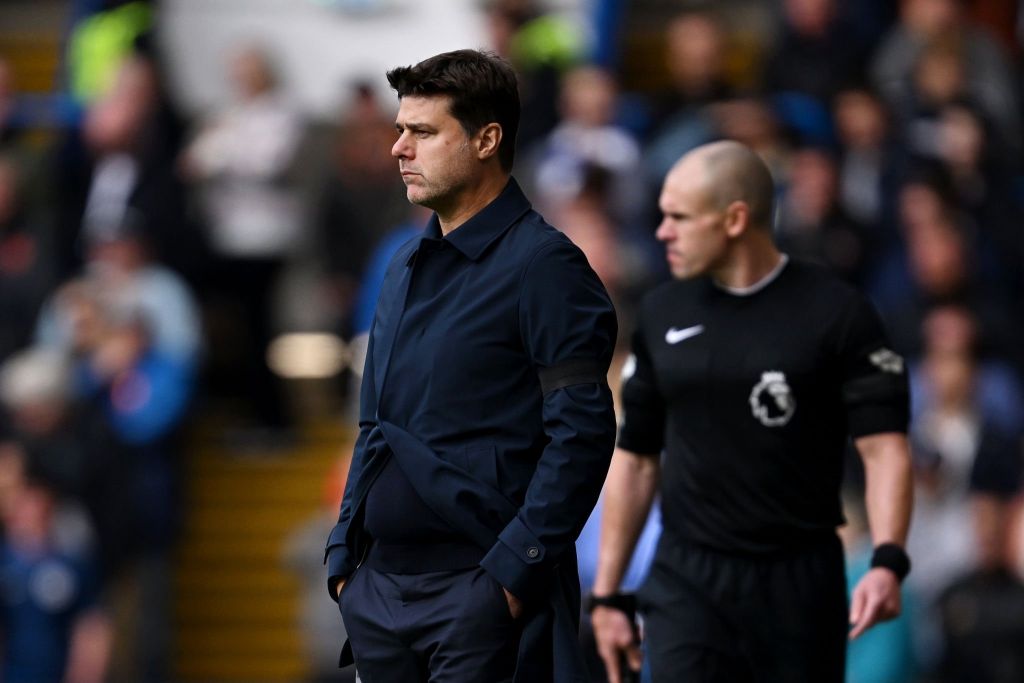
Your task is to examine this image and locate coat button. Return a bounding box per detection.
[526,547,540,559]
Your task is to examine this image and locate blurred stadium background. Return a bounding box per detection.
[0,0,1023,681]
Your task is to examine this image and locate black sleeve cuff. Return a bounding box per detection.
[616,427,663,457]
[847,402,909,439]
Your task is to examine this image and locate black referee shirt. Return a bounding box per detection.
[619,258,909,554]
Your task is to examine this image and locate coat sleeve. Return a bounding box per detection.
[480,238,618,601]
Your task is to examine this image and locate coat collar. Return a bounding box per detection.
[407,178,532,265]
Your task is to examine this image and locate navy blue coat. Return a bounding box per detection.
[325,179,617,681]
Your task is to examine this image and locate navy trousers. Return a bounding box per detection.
[339,565,521,682]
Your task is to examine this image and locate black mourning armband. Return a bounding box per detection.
[538,359,604,394]
[842,375,910,437]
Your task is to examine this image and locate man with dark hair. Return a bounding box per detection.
[591,140,913,683]
[324,49,617,682]
[385,49,520,171]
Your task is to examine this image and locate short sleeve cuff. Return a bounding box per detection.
[847,402,909,439]
[617,426,663,457]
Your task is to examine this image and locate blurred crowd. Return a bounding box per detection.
[0,0,1023,681]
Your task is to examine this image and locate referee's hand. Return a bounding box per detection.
[592,606,642,683]
[848,567,901,639]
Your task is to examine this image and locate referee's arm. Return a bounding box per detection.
[837,293,913,639]
[592,447,660,683]
[849,431,913,639]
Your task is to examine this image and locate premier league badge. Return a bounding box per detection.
[749,371,796,427]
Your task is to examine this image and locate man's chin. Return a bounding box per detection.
[407,189,438,209]
[670,264,699,280]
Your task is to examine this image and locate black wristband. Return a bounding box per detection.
[586,592,637,620]
[870,543,911,582]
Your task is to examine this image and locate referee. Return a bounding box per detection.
[591,141,913,682]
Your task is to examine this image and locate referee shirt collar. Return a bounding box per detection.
[408,178,532,265]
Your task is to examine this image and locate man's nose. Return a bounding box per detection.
[392,132,411,159]
[654,219,673,242]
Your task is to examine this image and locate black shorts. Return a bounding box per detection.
[637,533,848,683]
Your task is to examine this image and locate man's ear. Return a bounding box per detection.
[723,200,750,238]
[476,122,503,161]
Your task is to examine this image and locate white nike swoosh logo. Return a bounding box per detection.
[665,325,705,344]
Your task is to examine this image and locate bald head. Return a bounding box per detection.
[669,140,775,230]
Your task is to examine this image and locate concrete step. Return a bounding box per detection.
[179,507,324,538]
[190,474,332,505]
[173,422,352,680]
[176,625,303,656]
[174,657,308,682]
[175,593,295,621]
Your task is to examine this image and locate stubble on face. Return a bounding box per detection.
[403,138,475,210]
[394,96,479,214]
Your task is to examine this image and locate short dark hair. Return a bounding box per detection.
[701,140,776,230]
[386,49,520,171]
